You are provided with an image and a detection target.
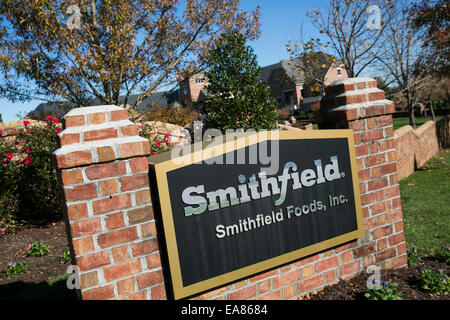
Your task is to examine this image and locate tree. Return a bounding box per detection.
[304,0,396,77]
[0,0,260,113]
[410,0,449,78]
[203,30,278,132]
[374,0,432,128]
[286,36,339,94]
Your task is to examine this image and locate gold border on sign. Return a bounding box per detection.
[149,129,364,300]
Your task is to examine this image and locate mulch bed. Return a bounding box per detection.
[0,221,70,286]
[0,222,449,300]
[309,257,449,300]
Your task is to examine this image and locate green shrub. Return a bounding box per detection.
[26,241,50,257]
[141,107,199,127]
[420,267,450,293]
[0,116,62,225]
[203,30,278,132]
[59,249,71,264]
[364,281,403,300]
[435,246,450,264]
[138,123,174,156]
[2,261,29,277]
[407,246,422,266]
[433,100,450,110]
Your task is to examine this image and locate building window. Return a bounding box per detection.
[195,78,203,84]
[284,90,294,105]
[337,68,342,76]
[274,78,280,87]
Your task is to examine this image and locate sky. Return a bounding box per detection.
[0,0,327,123]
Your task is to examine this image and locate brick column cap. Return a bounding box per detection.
[52,105,150,169]
[317,77,395,121]
[63,105,129,128]
[64,105,124,119]
[327,77,375,87]
[52,136,150,169]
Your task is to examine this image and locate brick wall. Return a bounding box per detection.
[323,63,349,85]
[53,78,408,300]
[0,119,46,142]
[52,105,165,300]
[394,117,449,180]
[192,77,409,301]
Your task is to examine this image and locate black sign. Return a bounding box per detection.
[149,130,363,299]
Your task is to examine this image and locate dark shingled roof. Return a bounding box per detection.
[260,54,336,85]
[29,90,181,119]
[259,59,304,84]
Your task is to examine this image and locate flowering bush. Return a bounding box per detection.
[138,123,173,156]
[435,246,450,264]
[420,267,450,293]
[407,246,422,266]
[0,116,62,224]
[2,261,29,277]
[26,241,51,257]
[59,249,71,264]
[364,281,403,300]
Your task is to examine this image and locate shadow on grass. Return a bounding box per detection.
[0,273,78,300]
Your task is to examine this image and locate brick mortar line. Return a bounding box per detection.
[350,123,394,133]
[355,146,397,158]
[72,224,158,253]
[79,257,163,292]
[358,172,398,189]
[67,205,154,230]
[63,170,150,188]
[82,270,165,297]
[70,219,157,249]
[360,188,401,207]
[65,188,152,211]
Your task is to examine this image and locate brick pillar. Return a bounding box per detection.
[52,105,164,300]
[316,78,407,271]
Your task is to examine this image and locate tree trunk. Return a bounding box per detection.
[409,103,416,129]
[430,97,436,122]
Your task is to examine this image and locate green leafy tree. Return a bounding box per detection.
[0,0,260,112]
[203,30,278,132]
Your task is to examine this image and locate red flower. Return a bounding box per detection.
[164,134,169,138]
[165,139,170,145]
[0,130,3,135]
[25,147,30,153]
[156,141,161,147]
[56,127,62,133]
[5,152,13,159]
[53,117,59,123]
[23,120,30,126]
[152,152,157,156]
[45,115,53,122]
[24,157,32,164]
[2,158,7,163]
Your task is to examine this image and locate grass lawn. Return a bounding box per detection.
[400,148,450,254]
[393,115,444,131]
